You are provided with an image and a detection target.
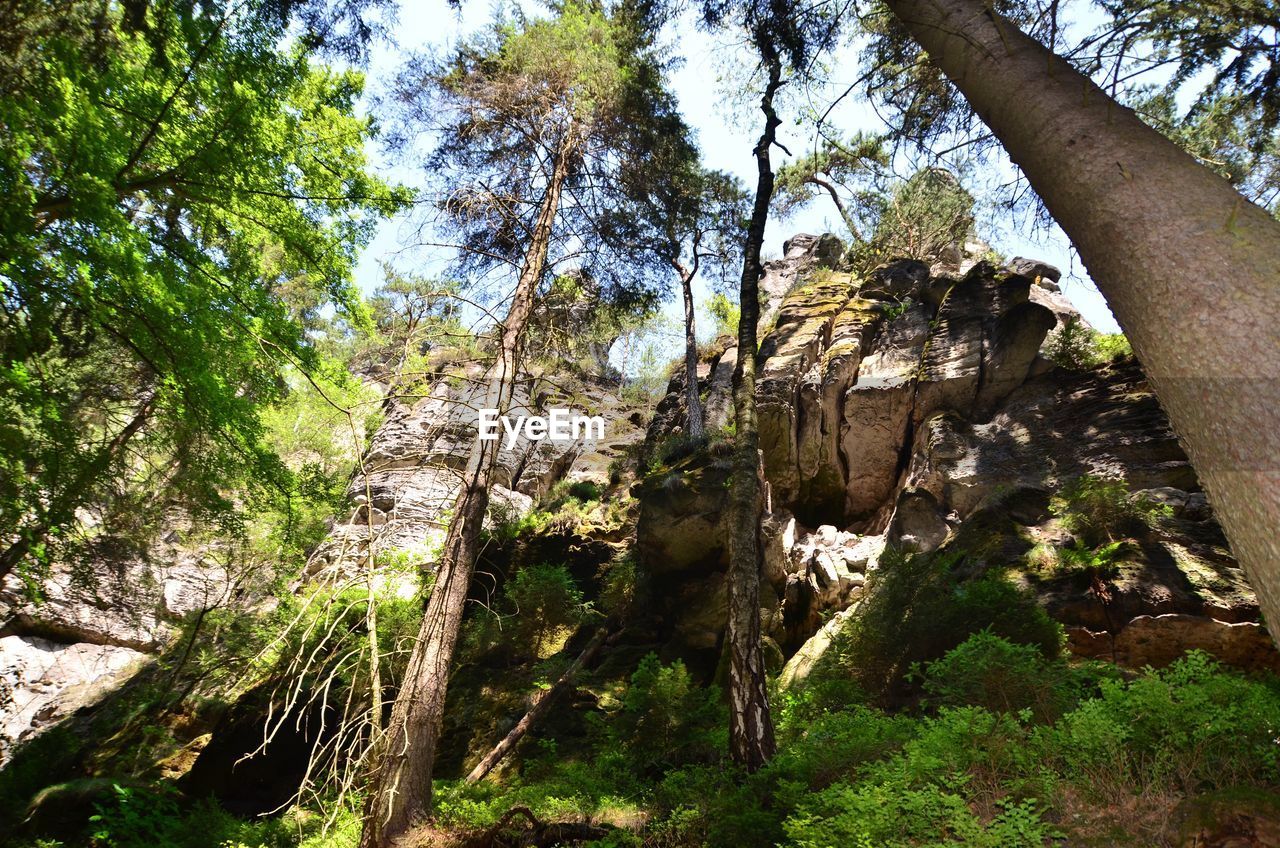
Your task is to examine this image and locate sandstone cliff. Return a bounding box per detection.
[636,234,1274,677]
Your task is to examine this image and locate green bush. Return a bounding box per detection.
[1093,332,1132,362]
[1044,316,1134,370]
[816,548,1064,702]
[1050,474,1171,547]
[598,552,640,620]
[616,654,726,776]
[784,782,1056,848]
[501,563,588,660]
[918,630,1105,722]
[1044,650,1280,797]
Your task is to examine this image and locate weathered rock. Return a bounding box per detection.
[1,636,146,764]
[1005,256,1062,284]
[861,259,930,301]
[638,233,1265,672]
[633,457,731,574]
[1067,614,1280,672]
[779,607,857,689]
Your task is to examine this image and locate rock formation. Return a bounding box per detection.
[636,234,1277,676]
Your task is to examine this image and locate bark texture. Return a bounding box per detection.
[725,48,782,772]
[883,0,1280,644]
[358,140,572,848]
[677,261,706,439]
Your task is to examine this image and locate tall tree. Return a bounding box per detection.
[0,0,403,582]
[607,154,749,438]
[876,0,1280,643]
[359,4,679,843]
[700,0,847,771]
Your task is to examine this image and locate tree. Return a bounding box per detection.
[876,0,1280,645]
[699,0,848,772]
[0,0,403,583]
[856,167,976,270]
[773,131,888,241]
[607,152,750,438]
[358,4,682,843]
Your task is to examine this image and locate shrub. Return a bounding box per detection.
[1044,317,1134,370]
[598,552,639,620]
[1093,332,1132,362]
[88,783,181,848]
[706,293,741,339]
[503,563,588,659]
[784,779,1056,848]
[767,706,917,797]
[1050,474,1171,547]
[919,631,1088,722]
[1044,315,1097,370]
[817,548,1063,702]
[616,654,726,775]
[1044,650,1280,798]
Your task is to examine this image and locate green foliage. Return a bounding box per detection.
[396,0,685,324]
[705,293,742,340]
[851,168,976,272]
[1043,650,1280,796]
[817,548,1064,702]
[644,424,737,476]
[784,779,1057,848]
[879,297,914,320]
[615,654,726,775]
[772,132,890,241]
[89,783,180,847]
[1044,316,1098,370]
[503,564,589,659]
[1104,3,1280,210]
[0,0,404,582]
[488,483,631,544]
[1045,317,1135,370]
[1050,475,1172,548]
[598,552,640,620]
[24,643,1279,848]
[918,631,1106,722]
[351,268,476,390]
[1093,331,1133,362]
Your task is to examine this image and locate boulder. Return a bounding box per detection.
[1005,256,1062,284]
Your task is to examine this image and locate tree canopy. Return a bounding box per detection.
[0,0,405,578]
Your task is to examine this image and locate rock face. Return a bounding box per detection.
[1,356,645,767]
[0,534,229,765]
[636,233,1276,674]
[306,367,646,585]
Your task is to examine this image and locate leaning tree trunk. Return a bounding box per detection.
[358,138,573,848]
[464,626,609,783]
[883,0,1280,647]
[724,45,783,772]
[676,261,705,439]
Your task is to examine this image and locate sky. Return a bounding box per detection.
[350,0,1124,335]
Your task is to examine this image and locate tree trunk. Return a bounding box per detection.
[725,45,782,772]
[465,627,608,784]
[807,175,863,242]
[358,137,573,848]
[676,262,705,439]
[881,0,1280,645]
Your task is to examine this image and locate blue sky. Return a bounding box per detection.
[351,0,1123,334]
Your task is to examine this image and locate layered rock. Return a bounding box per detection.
[305,367,645,586]
[0,532,230,765]
[636,233,1276,674]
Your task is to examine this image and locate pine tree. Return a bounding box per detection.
[358,4,685,843]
